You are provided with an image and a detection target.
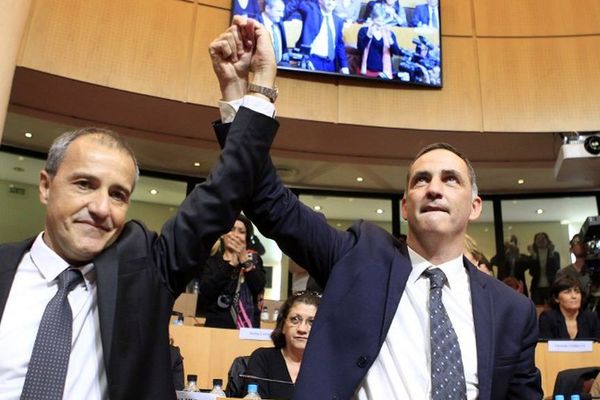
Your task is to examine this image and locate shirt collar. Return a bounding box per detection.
[30,232,96,289]
[407,246,465,289]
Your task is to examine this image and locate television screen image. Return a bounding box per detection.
[232,0,442,87]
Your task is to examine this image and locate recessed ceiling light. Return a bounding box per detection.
[149,189,159,195]
[193,162,200,167]
[18,156,24,161]
[356,177,364,182]
[313,205,321,211]
[24,132,33,138]
[376,209,384,214]
[536,208,544,214]
[517,179,524,185]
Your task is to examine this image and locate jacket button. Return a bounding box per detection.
[356,355,369,368]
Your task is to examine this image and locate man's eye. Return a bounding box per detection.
[75,181,90,189]
[111,191,128,203]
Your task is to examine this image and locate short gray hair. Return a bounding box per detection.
[45,127,140,187]
[405,142,478,199]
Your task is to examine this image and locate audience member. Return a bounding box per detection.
[357,3,405,78]
[294,0,350,73]
[556,233,592,298]
[523,232,561,306]
[232,0,261,19]
[0,76,276,400]
[258,0,288,64]
[491,234,529,295]
[211,16,541,398]
[411,0,439,28]
[364,0,407,27]
[197,215,266,329]
[245,291,321,399]
[334,0,362,23]
[538,275,600,340]
[464,234,493,276]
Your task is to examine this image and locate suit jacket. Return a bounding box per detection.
[257,14,288,63]
[538,308,600,340]
[0,107,279,400]
[411,4,437,27]
[215,108,542,400]
[295,2,349,69]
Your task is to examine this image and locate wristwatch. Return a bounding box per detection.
[247,83,278,103]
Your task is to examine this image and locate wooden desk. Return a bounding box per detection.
[169,325,272,389]
[535,341,600,396]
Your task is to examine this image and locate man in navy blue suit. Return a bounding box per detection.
[411,0,440,28]
[212,18,542,400]
[293,0,350,73]
[258,0,288,64]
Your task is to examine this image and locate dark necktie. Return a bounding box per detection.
[424,268,467,400]
[325,15,335,61]
[21,268,84,400]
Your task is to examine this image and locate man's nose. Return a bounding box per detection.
[88,191,111,218]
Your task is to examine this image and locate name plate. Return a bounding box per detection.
[175,391,218,400]
[239,327,273,341]
[548,340,593,352]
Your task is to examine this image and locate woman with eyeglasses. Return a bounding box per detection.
[244,291,321,399]
[538,275,600,340]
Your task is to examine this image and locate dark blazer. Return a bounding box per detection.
[524,250,561,291]
[214,109,542,400]
[257,14,288,63]
[246,347,295,399]
[411,4,437,27]
[357,27,402,73]
[539,308,600,340]
[0,108,278,400]
[295,1,349,69]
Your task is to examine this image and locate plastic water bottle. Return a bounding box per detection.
[260,306,269,321]
[184,374,200,392]
[243,383,261,399]
[210,378,226,396]
[272,309,279,322]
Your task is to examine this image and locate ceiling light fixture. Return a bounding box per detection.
[376,209,384,214]
[356,177,364,182]
[193,162,200,167]
[517,179,524,185]
[536,208,544,215]
[314,205,321,211]
[149,189,159,195]
[24,132,33,138]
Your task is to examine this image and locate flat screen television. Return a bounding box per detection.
[231,0,442,87]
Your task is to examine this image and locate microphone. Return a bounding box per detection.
[239,374,294,385]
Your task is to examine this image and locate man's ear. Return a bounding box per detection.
[39,170,51,205]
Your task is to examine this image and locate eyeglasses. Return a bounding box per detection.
[292,290,322,299]
[287,315,315,328]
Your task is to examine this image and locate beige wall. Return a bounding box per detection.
[14,0,600,133]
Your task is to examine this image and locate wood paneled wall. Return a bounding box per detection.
[16,0,600,133]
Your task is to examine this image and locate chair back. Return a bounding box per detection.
[552,366,600,397]
[225,355,250,398]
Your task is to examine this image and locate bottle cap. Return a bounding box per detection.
[554,395,564,400]
[570,395,581,400]
[213,378,223,386]
[187,374,198,382]
[248,383,258,393]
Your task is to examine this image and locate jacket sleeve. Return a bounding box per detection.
[156,107,279,296]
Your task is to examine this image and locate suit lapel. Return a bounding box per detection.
[467,259,494,400]
[94,244,119,367]
[0,238,35,322]
[381,243,412,344]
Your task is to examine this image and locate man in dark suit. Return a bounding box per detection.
[294,0,350,73]
[213,17,542,399]
[258,0,288,64]
[411,0,440,28]
[0,17,278,400]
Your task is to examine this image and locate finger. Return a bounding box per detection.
[242,18,257,50]
[209,36,236,62]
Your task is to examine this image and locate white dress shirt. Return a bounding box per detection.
[354,247,479,400]
[311,10,336,58]
[0,233,107,400]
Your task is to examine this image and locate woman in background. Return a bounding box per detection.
[245,291,321,399]
[525,232,560,305]
[538,275,600,340]
[197,215,266,329]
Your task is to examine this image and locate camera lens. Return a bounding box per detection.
[584,135,600,155]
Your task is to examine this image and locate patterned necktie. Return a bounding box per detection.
[424,268,467,400]
[21,268,84,400]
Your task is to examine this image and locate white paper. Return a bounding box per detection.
[239,327,273,341]
[175,391,218,400]
[547,340,593,352]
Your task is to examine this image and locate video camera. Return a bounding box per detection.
[581,216,600,273]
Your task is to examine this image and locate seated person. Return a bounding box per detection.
[245,291,321,399]
[294,0,350,73]
[232,0,260,19]
[334,0,362,24]
[538,275,600,340]
[196,215,266,329]
[364,0,407,27]
[411,0,439,28]
[357,3,405,78]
